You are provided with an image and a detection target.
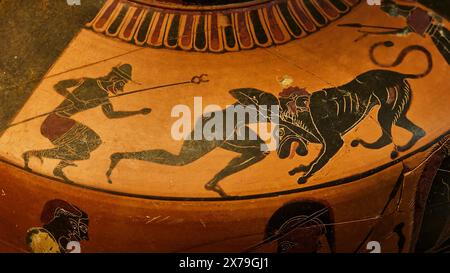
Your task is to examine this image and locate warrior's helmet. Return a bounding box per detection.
[111,63,133,82]
[40,199,89,243]
[104,63,136,94]
[265,200,335,253]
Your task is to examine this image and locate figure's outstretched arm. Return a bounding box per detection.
[102,102,151,119]
[54,79,87,109]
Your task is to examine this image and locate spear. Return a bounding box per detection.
[338,23,405,42]
[338,23,404,30]
[6,74,209,129]
[109,74,208,98]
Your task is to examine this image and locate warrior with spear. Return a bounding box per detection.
[21,64,152,183]
[340,0,449,65]
[19,62,207,183]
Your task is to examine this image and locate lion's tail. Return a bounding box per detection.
[369,41,433,79]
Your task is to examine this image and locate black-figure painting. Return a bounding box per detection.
[86,0,361,53]
[21,64,151,183]
[249,200,335,253]
[381,0,449,65]
[107,95,272,197]
[0,0,448,254]
[26,199,89,253]
[107,43,430,197]
[341,0,449,64]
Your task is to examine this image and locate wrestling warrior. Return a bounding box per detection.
[22,64,151,183]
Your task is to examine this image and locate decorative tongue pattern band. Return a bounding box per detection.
[86,0,360,53]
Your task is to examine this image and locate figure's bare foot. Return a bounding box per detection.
[106,167,113,184]
[106,172,113,184]
[22,151,44,171]
[106,153,123,184]
[53,162,76,184]
[53,168,75,184]
[205,183,228,198]
[22,152,31,171]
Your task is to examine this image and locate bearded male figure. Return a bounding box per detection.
[22,64,151,183]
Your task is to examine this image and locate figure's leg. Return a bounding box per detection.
[204,135,268,197]
[22,146,82,171]
[289,130,343,184]
[51,127,102,183]
[351,106,394,150]
[394,115,425,152]
[83,127,103,152]
[23,124,102,183]
[290,94,346,184]
[22,150,43,171]
[106,138,221,183]
[53,160,77,183]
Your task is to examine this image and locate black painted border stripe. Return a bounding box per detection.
[2,130,449,202]
[166,14,180,47]
[89,0,363,52]
[107,5,129,35]
[224,15,238,50]
[303,0,327,26]
[249,9,270,45]
[278,2,303,37]
[135,10,155,43]
[329,0,350,13]
[194,15,207,50]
